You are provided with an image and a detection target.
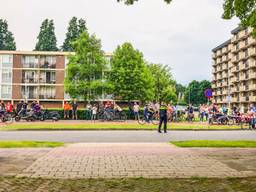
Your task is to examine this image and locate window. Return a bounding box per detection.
[39,86,56,99]
[1,85,12,99]
[40,56,56,68]
[2,69,12,83]
[23,56,38,68]
[1,55,13,68]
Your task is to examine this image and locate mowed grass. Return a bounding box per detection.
[0,141,64,148]
[1,177,256,192]
[171,140,256,148]
[0,122,242,131]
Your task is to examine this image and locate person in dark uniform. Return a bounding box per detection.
[158,103,168,133]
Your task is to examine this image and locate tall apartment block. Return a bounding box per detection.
[0,51,112,108]
[212,27,256,112]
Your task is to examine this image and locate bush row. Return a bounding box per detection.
[45,108,139,120]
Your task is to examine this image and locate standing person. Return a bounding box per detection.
[187,104,194,122]
[64,101,71,119]
[91,105,97,122]
[30,101,36,110]
[85,102,92,120]
[0,100,5,111]
[158,103,168,133]
[249,103,256,129]
[16,100,24,114]
[199,104,205,122]
[167,103,173,122]
[72,100,78,120]
[6,102,14,114]
[128,102,133,120]
[205,104,209,121]
[133,102,140,120]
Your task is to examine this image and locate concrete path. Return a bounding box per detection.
[14,143,256,178]
[0,130,256,143]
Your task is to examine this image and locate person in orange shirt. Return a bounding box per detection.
[64,101,71,119]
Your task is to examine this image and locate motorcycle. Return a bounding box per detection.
[39,109,60,121]
[15,109,36,122]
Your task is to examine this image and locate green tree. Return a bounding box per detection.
[147,63,177,103]
[62,17,87,51]
[109,42,154,101]
[118,1,256,37]
[64,31,110,101]
[0,19,16,50]
[184,80,211,106]
[223,1,256,37]
[175,83,186,103]
[35,19,58,51]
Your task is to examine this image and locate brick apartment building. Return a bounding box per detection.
[212,27,256,112]
[0,51,112,108]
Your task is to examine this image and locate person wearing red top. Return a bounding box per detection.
[6,102,14,113]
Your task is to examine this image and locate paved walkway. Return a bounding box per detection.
[1,130,256,142]
[1,143,255,179]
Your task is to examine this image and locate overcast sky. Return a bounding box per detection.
[1,0,238,85]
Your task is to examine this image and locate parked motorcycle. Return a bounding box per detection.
[15,109,35,122]
[39,109,60,121]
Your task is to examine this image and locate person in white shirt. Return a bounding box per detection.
[133,102,140,120]
[91,105,97,122]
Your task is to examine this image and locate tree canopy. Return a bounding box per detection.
[147,63,177,103]
[109,42,154,102]
[35,19,58,51]
[64,31,110,101]
[184,80,211,106]
[0,19,16,50]
[62,17,87,51]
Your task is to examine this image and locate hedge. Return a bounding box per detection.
[44,108,138,120]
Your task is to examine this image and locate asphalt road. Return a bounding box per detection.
[0,130,256,143]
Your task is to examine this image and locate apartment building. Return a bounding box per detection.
[0,51,112,108]
[212,27,256,112]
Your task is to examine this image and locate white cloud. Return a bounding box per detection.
[1,0,238,84]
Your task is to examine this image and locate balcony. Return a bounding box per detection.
[249,61,256,68]
[222,81,228,86]
[240,75,246,81]
[248,37,256,45]
[22,78,39,84]
[249,84,256,90]
[240,86,247,92]
[249,72,256,79]
[222,73,228,78]
[39,95,56,99]
[249,96,256,101]
[249,47,256,57]
[39,79,56,84]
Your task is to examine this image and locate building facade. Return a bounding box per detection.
[0,51,112,108]
[212,27,256,112]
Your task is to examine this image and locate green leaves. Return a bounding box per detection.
[35,19,58,51]
[0,19,16,50]
[62,17,87,52]
[184,80,211,105]
[109,42,155,101]
[147,63,176,103]
[223,0,256,37]
[64,31,109,101]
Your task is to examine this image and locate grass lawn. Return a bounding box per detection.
[171,140,256,148]
[0,122,242,131]
[0,177,256,192]
[0,141,64,148]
